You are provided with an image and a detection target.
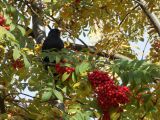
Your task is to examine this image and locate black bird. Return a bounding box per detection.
[42,28,64,70]
[42,29,64,51]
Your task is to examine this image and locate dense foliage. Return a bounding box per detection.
[0,0,160,120]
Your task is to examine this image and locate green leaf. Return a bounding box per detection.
[0,113,8,119]
[10,23,16,31]
[23,55,31,68]
[62,86,67,93]
[68,104,81,114]
[10,6,16,13]
[142,94,152,103]
[13,47,21,60]
[53,89,63,102]
[62,72,70,82]
[48,54,56,62]
[43,0,51,2]
[149,106,157,113]
[43,0,57,3]
[0,26,16,42]
[63,63,71,67]
[137,87,150,93]
[72,72,76,82]
[73,82,81,88]
[56,55,61,63]
[41,91,52,101]
[79,62,90,74]
[121,73,129,85]
[17,25,26,36]
[75,65,80,75]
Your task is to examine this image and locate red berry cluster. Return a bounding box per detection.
[12,59,24,70]
[88,70,112,88]
[55,63,75,74]
[88,70,130,119]
[0,15,10,31]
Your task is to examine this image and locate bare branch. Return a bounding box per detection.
[69,43,132,61]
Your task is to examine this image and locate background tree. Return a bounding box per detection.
[0,0,160,120]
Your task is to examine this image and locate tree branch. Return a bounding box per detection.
[133,0,160,36]
[141,37,150,60]
[25,0,46,44]
[4,92,39,100]
[10,102,31,114]
[119,4,139,26]
[69,43,132,61]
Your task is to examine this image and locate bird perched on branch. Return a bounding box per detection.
[42,28,64,70]
[42,29,64,51]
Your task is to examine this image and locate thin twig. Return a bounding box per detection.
[119,4,139,26]
[4,92,39,100]
[24,0,41,17]
[10,101,31,115]
[141,37,150,60]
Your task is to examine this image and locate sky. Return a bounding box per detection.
[130,30,151,60]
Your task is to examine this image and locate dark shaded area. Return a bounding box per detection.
[42,29,64,51]
[42,29,64,70]
[0,96,5,114]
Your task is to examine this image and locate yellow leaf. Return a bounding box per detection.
[34,44,42,54]
[0,45,5,61]
[73,82,81,88]
[64,41,70,48]
[0,45,5,52]
[121,45,130,48]
[21,48,34,55]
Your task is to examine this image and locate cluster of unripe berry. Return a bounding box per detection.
[55,63,75,74]
[0,15,10,30]
[88,70,130,119]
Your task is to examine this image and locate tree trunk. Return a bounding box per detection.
[31,0,46,44]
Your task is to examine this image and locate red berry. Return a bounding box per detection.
[3,26,10,31]
[0,15,10,30]
[55,63,75,75]
[88,70,131,116]
[0,17,5,25]
[12,59,24,70]
[0,15,6,25]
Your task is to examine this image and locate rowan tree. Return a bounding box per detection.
[0,0,160,120]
